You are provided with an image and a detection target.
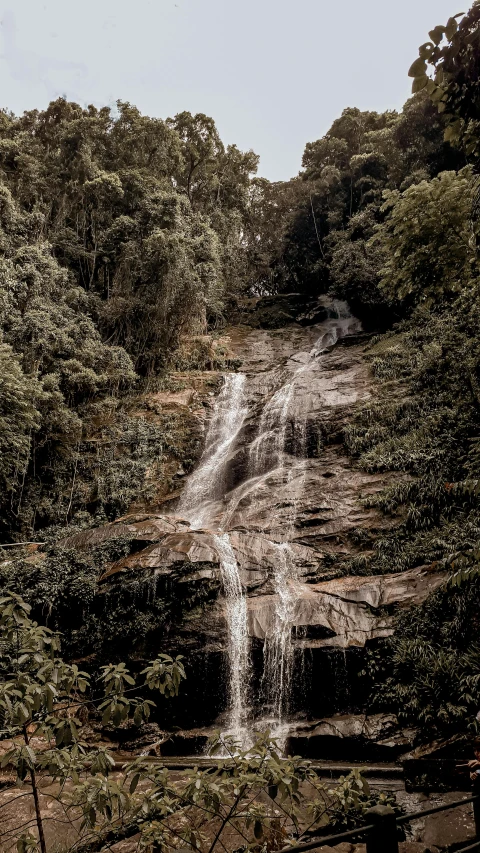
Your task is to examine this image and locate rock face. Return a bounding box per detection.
[67,515,445,653]
[286,713,416,761]
[65,299,445,746]
[247,564,447,649]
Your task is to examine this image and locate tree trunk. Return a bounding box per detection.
[23,727,47,853]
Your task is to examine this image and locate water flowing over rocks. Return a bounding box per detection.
[64,297,447,752]
[247,564,447,649]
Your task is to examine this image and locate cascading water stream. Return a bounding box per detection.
[179,373,248,529]
[174,301,361,749]
[260,543,297,723]
[249,381,295,475]
[248,304,361,742]
[248,316,348,480]
[177,374,250,741]
[212,532,249,740]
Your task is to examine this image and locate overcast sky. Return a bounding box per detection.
[0,0,460,181]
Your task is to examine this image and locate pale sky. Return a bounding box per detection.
[0,0,460,181]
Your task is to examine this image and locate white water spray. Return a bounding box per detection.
[261,544,298,722]
[249,305,361,742]
[175,302,361,750]
[213,533,250,741]
[249,380,294,476]
[179,374,248,528]
[178,374,250,742]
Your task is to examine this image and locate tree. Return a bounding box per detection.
[390,92,465,182]
[329,206,391,326]
[0,97,264,538]
[99,193,224,371]
[409,4,480,156]
[0,179,137,535]
[0,344,41,498]
[0,593,396,853]
[0,591,185,853]
[279,109,400,297]
[373,169,476,309]
[0,101,259,372]
[168,112,224,207]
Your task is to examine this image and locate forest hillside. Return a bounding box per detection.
[2,6,480,845]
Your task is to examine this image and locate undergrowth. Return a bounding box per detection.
[343,294,480,577]
[0,538,220,663]
[363,577,480,738]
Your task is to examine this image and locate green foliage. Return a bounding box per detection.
[0,343,41,494]
[344,285,480,577]
[100,193,225,369]
[347,298,480,478]
[0,176,138,536]
[280,108,396,298]
[0,100,258,374]
[0,594,395,853]
[0,591,185,853]
[364,579,480,737]
[449,544,480,586]
[0,98,259,540]
[262,94,462,317]
[411,4,480,156]
[342,227,480,732]
[328,206,389,319]
[244,177,307,294]
[374,169,476,309]
[0,539,221,663]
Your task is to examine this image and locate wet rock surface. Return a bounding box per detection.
[286,713,416,761]
[246,563,446,648]
[64,303,445,743]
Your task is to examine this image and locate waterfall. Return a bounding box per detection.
[249,380,294,476]
[179,373,248,528]
[247,363,307,736]
[249,379,303,742]
[213,533,249,741]
[178,374,250,741]
[261,543,297,725]
[249,306,361,742]
[174,302,361,750]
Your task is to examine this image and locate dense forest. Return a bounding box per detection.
[0,82,471,539]
[3,3,480,851]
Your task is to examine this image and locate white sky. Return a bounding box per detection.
[0,0,460,181]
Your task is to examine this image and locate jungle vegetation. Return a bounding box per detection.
[2,0,480,757]
[0,592,396,853]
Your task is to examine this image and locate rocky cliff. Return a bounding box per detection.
[55,297,447,751]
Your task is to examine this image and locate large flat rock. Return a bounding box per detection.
[246,564,447,648]
[88,519,446,649]
[285,713,416,760]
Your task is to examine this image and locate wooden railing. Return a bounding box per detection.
[276,795,480,853]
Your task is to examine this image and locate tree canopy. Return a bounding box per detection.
[0,100,260,539]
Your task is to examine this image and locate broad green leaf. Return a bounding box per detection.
[408,57,428,78]
[429,25,446,45]
[412,76,428,94]
[419,41,435,60]
[445,16,459,39]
